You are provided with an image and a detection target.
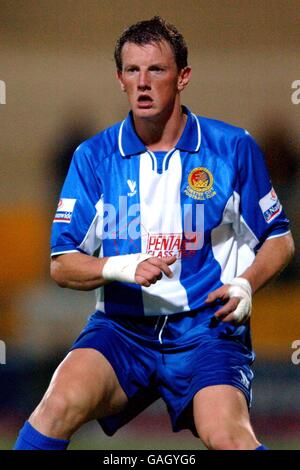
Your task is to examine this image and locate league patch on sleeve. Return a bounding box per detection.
[259,188,282,224]
[53,198,77,223]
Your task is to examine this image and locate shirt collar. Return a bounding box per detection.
[118,105,201,157]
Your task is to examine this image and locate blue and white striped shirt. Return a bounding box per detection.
[51,106,290,317]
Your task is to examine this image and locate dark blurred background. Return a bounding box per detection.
[0,0,299,450]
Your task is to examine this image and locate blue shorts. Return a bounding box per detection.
[70,309,255,436]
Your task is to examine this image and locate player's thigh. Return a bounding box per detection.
[45,348,128,419]
[193,384,254,439]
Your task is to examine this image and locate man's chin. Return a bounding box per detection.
[133,107,158,119]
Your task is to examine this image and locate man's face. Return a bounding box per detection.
[117,40,190,120]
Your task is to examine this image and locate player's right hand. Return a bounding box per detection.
[135,256,177,287]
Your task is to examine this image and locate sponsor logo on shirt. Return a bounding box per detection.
[54,198,77,223]
[185,167,216,200]
[259,188,282,223]
[145,233,201,258]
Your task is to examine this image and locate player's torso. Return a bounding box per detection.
[96,146,236,257]
[93,141,240,316]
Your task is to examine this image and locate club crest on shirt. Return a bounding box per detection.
[185,167,216,200]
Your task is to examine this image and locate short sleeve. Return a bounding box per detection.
[50,144,103,256]
[235,132,290,248]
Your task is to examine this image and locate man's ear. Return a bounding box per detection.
[117,70,126,92]
[177,66,192,92]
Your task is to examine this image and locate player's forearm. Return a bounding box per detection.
[239,233,295,294]
[50,252,109,291]
[51,251,176,291]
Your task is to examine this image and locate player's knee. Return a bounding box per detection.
[207,431,243,450]
[199,426,252,450]
[35,387,90,431]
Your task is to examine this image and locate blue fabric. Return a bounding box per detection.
[13,421,69,450]
[70,310,255,437]
[255,444,268,450]
[153,151,167,174]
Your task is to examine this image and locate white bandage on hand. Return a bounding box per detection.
[228,277,252,323]
[102,253,153,284]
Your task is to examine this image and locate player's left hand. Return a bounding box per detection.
[205,278,252,324]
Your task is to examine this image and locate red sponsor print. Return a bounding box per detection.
[146,233,199,259]
[147,233,182,252]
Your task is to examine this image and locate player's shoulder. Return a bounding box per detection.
[197,114,248,142]
[195,114,263,168]
[192,113,259,159]
[72,120,123,165]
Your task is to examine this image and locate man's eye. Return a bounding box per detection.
[126,67,138,73]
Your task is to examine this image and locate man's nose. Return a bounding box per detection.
[137,71,151,90]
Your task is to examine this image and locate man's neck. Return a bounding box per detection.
[132,102,187,152]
